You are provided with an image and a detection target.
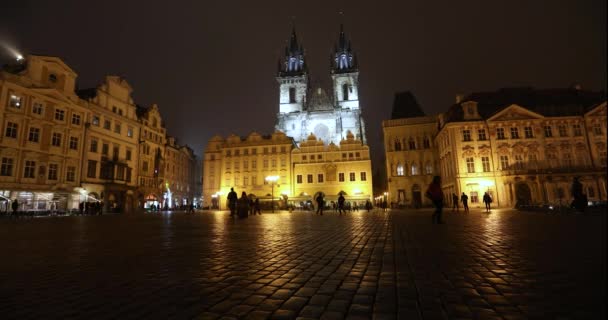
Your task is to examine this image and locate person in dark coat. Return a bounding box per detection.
[461,193,469,213]
[11,199,19,217]
[315,194,324,215]
[452,193,459,212]
[571,177,587,212]
[253,198,261,215]
[338,194,346,215]
[227,187,238,217]
[482,192,492,212]
[237,192,249,218]
[426,176,445,224]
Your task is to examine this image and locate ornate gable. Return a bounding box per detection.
[487,104,544,122]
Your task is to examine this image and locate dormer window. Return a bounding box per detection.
[49,74,57,83]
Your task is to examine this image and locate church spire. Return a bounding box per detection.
[331,24,357,74]
[279,27,307,76]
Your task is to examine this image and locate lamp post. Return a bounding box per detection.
[265,175,279,213]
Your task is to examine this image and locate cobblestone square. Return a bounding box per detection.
[0,209,605,319]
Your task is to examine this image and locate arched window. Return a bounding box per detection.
[425,161,433,174]
[394,139,402,151]
[411,162,419,175]
[342,83,349,101]
[409,138,416,150]
[396,163,404,176]
[423,137,430,149]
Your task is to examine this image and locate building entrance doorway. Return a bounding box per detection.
[411,184,422,208]
[515,183,532,207]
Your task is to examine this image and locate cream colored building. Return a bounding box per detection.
[383,116,438,207]
[0,55,87,212]
[1,54,199,214]
[202,130,373,210]
[203,131,294,210]
[77,76,141,213]
[436,88,606,207]
[292,131,373,208]
[136,104,167,208]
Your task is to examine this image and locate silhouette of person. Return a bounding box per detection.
[11,198,19,217]
[452,193,459,212]
[483,192,492,212]
[571,177,587,212]
[254,198,261,215]
[315,194,324,215]
[227,187,238,217]
[338,194,346,215]
[237,191,249,218]
[461,192,469,213]
[425,176,444,224]
[365,200,372,212]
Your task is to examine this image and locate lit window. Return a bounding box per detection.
[425,162,433,174]
[481,156,491,172]
[466,157,475,173]
[397,163,404,176]
[9,94,22,108]
[411,162,419,175]
[92,115,100,126]
[127,127,133,137]
[500,155,509,170]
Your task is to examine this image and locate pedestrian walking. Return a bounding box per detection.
[11,198,19,218]
[365,200,372,212]
[461,192,469,213]
[571,177,587,212]
[249,197,255,215]
[482,192,492,212]
[452,193,459,212]
[227,187,238,217]
[425,176,445,224]
[253,198,261,215]
[338,194,346,215]
[315,194,324,215]
[237,191,249,219]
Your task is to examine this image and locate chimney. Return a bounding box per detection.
[455,94,464,104]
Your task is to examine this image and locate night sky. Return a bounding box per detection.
[1,0,606,169]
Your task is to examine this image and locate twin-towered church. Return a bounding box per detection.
[202,26,373,209]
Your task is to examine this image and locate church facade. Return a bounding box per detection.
[275,26,367,147]
[202,26,373,210]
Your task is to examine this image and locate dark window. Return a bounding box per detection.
[349,172,355,181]
[5,122,18,138]
[289,87,296,103]
[342,83,349,101]
[296,175,302,184]
[87,160,97,178]
[1,157,14,176]
[339,173,345,182]
[307,174,313,183]
[318,174,324,183]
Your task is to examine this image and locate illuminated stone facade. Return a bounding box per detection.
[384,88,607,208]
[202,130,372,209]
[0,55,198,213]
[275,26,367,146]
[202,131,294,209]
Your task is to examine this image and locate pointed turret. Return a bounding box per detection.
[279,27,307,76]
[331,24,358,74]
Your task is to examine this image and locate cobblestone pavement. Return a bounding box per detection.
[0,208,605,319]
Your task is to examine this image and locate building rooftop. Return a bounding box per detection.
[390,91,426,119]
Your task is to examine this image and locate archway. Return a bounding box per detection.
[411,184,422,209]
[515,183,532,207]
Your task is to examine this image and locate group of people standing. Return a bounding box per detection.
[227,188,261,219]
[426,176,494,224]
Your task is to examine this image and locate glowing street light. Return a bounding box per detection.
[265,175,279,213]
[16,54,23,62]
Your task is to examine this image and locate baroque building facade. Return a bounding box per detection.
[384,87,606,208]
[202,26,373,209]
[0,55,198,213]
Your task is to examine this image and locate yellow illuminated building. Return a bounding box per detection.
[385,88,606,208]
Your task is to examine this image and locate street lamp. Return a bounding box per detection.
[265,175,279,213]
